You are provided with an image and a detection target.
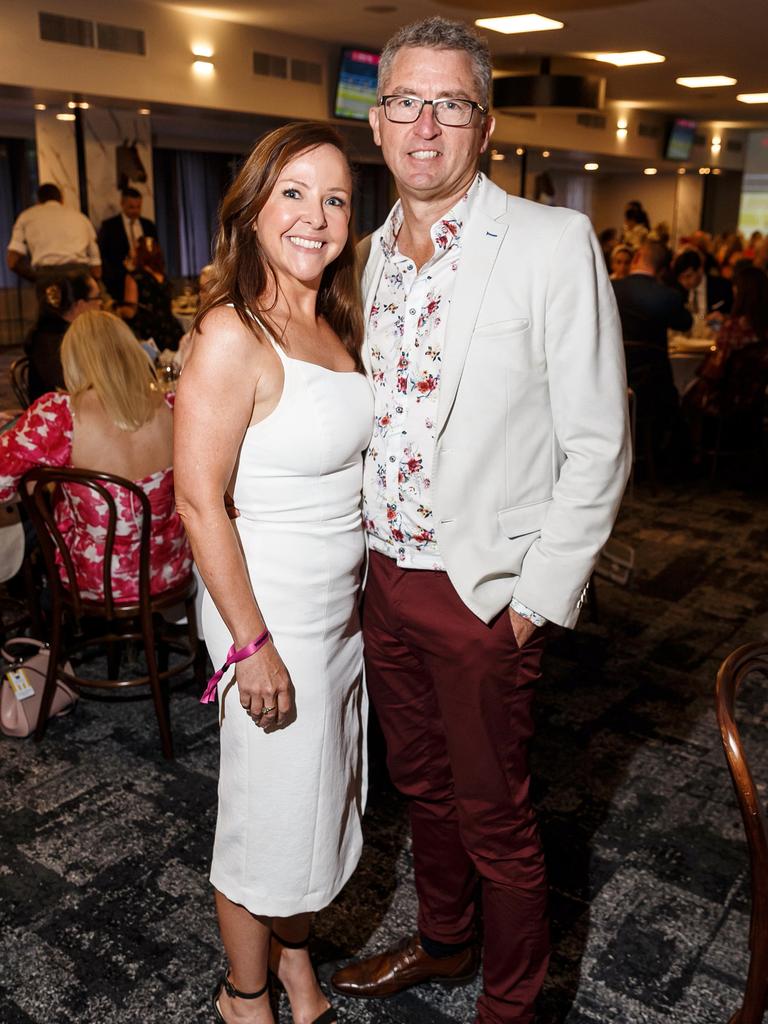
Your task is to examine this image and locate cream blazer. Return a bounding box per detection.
[361,178,631,628]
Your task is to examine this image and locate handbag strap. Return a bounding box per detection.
[1,638,47,664]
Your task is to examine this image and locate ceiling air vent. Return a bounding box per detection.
[97,22,146,55]
[253,52,288,79]
[638,122,660,138]
[291,59,323,85]
[576,113,607,130]
[39,11,94,47]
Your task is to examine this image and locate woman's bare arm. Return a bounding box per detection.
[173,305,292,725]
[118,274,138,320]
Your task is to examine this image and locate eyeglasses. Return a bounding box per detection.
[379,94,488,127]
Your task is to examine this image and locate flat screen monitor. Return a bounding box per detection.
[665,117,697,161]
[334,47,380,121]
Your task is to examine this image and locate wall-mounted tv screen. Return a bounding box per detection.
[665,117,697,161]
[334,47,380,121]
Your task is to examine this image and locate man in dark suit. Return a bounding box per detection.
[97,187,157,303]
[672,248,733,317]
[613,240,693,473]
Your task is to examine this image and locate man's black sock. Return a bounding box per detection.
[419,931,473,959]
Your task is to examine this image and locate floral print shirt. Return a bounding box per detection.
[363,173,484,570]
[0,391,191,602]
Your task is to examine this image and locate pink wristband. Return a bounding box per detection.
[200,628,271,704]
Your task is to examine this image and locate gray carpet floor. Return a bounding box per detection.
[0,479,766,1024]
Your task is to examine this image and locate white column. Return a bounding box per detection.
[34,110,79,208]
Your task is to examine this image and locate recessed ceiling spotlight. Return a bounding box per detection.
[475,14,564,34]
[592,51,665,66]
[137,108,151,115]
[515,146,525,156]
[737,92,768,103]
[77,102,90,109]
[584,162,599,171]
[676,76,736,88]
[643,167,657,175]
[712,168,722,175]
[677,167,687,175]
[67,101,77,109]
[698,167,711,174]
[490,150,505,161]
[33,103,46,111]
[56,113,76,121]
[542,150,550,158]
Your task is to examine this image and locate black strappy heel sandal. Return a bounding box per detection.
[212,971,275,1022]
[270,932,338,1024]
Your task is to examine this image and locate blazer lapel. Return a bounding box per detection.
[436,210,508,435]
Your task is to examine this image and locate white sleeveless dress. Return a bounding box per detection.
[202,323,373,916]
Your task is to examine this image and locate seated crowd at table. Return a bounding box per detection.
[603,199,768,478]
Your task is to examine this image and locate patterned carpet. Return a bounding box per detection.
[0,479,766,1024]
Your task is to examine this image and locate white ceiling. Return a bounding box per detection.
[155,0,768,123]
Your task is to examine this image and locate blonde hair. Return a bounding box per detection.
[61,311,163,431]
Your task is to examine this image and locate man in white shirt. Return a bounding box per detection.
[331,17,630,1024]
[6,183,101,283]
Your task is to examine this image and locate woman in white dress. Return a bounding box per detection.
[174,122,373,1024]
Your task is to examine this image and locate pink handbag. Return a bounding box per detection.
[0,639,77,738]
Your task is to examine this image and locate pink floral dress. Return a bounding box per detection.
[0,392,192,602]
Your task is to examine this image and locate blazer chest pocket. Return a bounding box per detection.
[497,497,552,538]
[473,317,530,339]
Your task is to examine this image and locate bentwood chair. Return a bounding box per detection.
[8,356,30,410]
[715,642,768,1024]
[20,467,203,759]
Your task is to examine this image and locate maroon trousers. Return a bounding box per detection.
[363,551,549,1024]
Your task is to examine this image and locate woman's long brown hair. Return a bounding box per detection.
[193,121,364,370]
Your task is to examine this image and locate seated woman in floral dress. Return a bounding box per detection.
[0,310,191,601]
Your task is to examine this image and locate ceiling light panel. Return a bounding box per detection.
[737,92,768,103]
[592,51,665,67]
[475,14,564,34]
[676,76,736,88]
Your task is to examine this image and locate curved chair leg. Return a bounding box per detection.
[139,605,174,760]
[34,591,62,743]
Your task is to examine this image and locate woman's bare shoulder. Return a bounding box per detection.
[191,304,270,364]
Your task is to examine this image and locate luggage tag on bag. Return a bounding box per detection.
[5,668,35,702]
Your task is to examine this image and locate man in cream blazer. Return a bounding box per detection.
[332,17,631,1024]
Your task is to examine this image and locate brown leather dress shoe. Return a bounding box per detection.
[330,933,479,999]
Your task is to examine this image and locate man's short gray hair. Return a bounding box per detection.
[378,16,492,109]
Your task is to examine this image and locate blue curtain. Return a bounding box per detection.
[154,148,240,279]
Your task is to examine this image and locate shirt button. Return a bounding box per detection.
[389,456,396,463]
[396,406,403,413]
[409,308,416,315]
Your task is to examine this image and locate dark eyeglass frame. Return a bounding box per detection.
[379,94,488,126]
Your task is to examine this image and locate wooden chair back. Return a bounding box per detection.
[8,356,30,409]
[715,642,768,1024]
[20,466,153,619]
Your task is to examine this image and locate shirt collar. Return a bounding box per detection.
[380,171,485,260]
